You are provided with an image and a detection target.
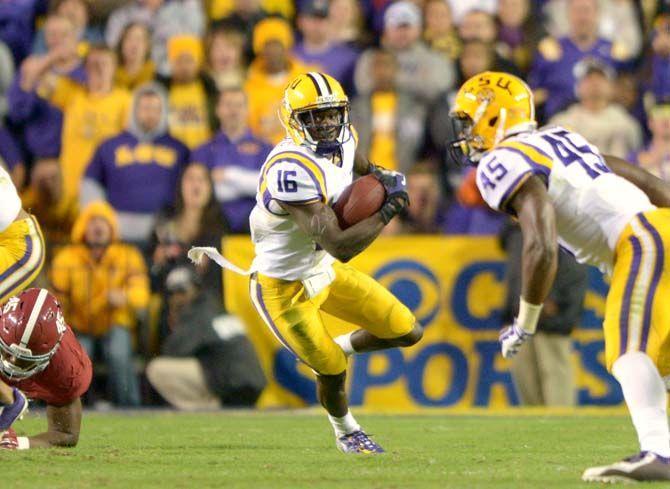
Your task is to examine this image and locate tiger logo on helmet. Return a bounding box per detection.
[280,72,352,156]
[448,71,537,165]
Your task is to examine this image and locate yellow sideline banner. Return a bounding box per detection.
[224,236,619,411]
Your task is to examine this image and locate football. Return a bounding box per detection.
[332,174,386,229]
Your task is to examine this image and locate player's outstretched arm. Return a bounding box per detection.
[29,398,82,448]
[498,176,558,358]
[604,154,670,208]
[508,176,559,307]
[280,200,385,263]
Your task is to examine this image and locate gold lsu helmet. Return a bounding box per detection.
[280,72,352,155]
[448,71,537,164]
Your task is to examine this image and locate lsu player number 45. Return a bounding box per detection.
[190,72,422,454]
[449,71,670,483]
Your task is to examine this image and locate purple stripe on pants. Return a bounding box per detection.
[620,235,643,354]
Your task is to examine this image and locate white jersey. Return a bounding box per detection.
[476,126,655,275]
[250,132,357,280]
[0,166,20,233]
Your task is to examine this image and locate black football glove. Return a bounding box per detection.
[373,169,409,224]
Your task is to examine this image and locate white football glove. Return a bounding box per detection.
[499,322,534,359]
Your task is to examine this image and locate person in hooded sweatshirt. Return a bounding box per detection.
[80,83,190,249]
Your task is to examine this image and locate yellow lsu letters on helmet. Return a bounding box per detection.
[280,72,351,154]
[449,71,536,162]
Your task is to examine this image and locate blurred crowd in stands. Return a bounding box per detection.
[2,0,669,408]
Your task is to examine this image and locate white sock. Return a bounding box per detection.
[613,351,670,457]
[328,410,360,437]
[334,332,355,356]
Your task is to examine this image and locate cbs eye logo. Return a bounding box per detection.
[374,260,440,327]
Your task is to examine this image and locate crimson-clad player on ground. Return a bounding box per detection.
[0,288,92,449]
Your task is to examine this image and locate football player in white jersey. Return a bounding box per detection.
[449,71,670,483]
[193,72,423,453]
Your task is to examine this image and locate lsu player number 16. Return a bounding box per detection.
[190,72,423,453]
[449,71,670,483]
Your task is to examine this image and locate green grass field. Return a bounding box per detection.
[4,409,665,488]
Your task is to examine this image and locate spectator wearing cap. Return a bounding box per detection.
[628,103,670,180]
[244,17,313,144]
[8,14,85,164]
[191,87,271,234]
[648,14,670,105]
[354,1,455,104]
[293,0,360,93]
[446,0,496,24]
[50,201,150,407]
[351,48,427,174]
[156,35,219,149]
[550,60,642,158]
[528,0,630,120]
[80,83,189,247]
[105,0,205,76]
[146,265,266,410]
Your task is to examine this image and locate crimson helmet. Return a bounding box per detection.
[0,288,66,379]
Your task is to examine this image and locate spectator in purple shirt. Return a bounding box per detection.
[7,14,85,162]
[81,83,189,247]
[528,0,629,121]
[191,87,271,234]
[293,0,360,93]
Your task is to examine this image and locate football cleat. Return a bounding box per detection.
[582,451,670,483]
[336,430,385,454]
[0,388,28,430]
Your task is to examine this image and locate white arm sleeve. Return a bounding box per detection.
[0,167,21,232]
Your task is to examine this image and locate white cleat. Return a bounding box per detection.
[582,452,670,483]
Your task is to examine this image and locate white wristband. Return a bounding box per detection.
[517,297,543,334]
[17,436,29,450]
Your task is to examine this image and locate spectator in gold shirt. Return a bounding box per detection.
[156,35,218,149]
[50,201,149,406]
[244,17,313,144]
[21,44,131,201]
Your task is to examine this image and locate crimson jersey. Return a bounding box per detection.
[2,325,92,406]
